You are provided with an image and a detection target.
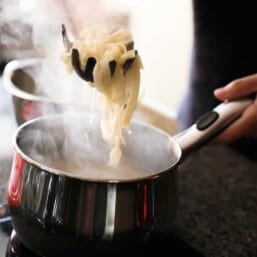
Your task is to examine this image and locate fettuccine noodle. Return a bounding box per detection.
[62,24,143,167]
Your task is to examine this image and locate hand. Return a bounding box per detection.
[212,74,257,144]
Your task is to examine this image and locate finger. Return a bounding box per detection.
[214,73,257,101]
[211,101,257,144]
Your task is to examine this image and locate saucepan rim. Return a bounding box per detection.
[12,113,182,183]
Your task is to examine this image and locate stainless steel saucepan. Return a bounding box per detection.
[7,94,252,256]
[2,58,89,125]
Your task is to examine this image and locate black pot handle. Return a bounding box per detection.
[174,97,254,159]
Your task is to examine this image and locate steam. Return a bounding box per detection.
[2,0,159,174]
[0,0,109,53]
[17,114,177,181]
[0,0,128,109]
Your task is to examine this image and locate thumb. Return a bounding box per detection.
[214,74,257,101]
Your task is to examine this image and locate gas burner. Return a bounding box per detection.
[5,229,205,257]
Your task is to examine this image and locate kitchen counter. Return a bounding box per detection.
[172,144,257,257]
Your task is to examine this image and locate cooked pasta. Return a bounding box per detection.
[61,24,143,167]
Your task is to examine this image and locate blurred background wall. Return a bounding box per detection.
[102,0,193,118]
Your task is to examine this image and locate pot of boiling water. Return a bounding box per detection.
[7,96,252,256]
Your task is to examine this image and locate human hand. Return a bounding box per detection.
[212,74,257,144]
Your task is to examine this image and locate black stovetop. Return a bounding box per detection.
[0,219,205,257]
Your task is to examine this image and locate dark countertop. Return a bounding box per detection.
[172,145,257,257]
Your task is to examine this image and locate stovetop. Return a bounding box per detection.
[0,218,205,257]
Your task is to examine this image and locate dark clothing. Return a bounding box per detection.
[178,0,257,128]
[177,1,257,159]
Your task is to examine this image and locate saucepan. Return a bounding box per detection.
[7,91,252,256]
[2,58,89,125]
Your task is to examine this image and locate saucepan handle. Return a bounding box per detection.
[174,97,254,159]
